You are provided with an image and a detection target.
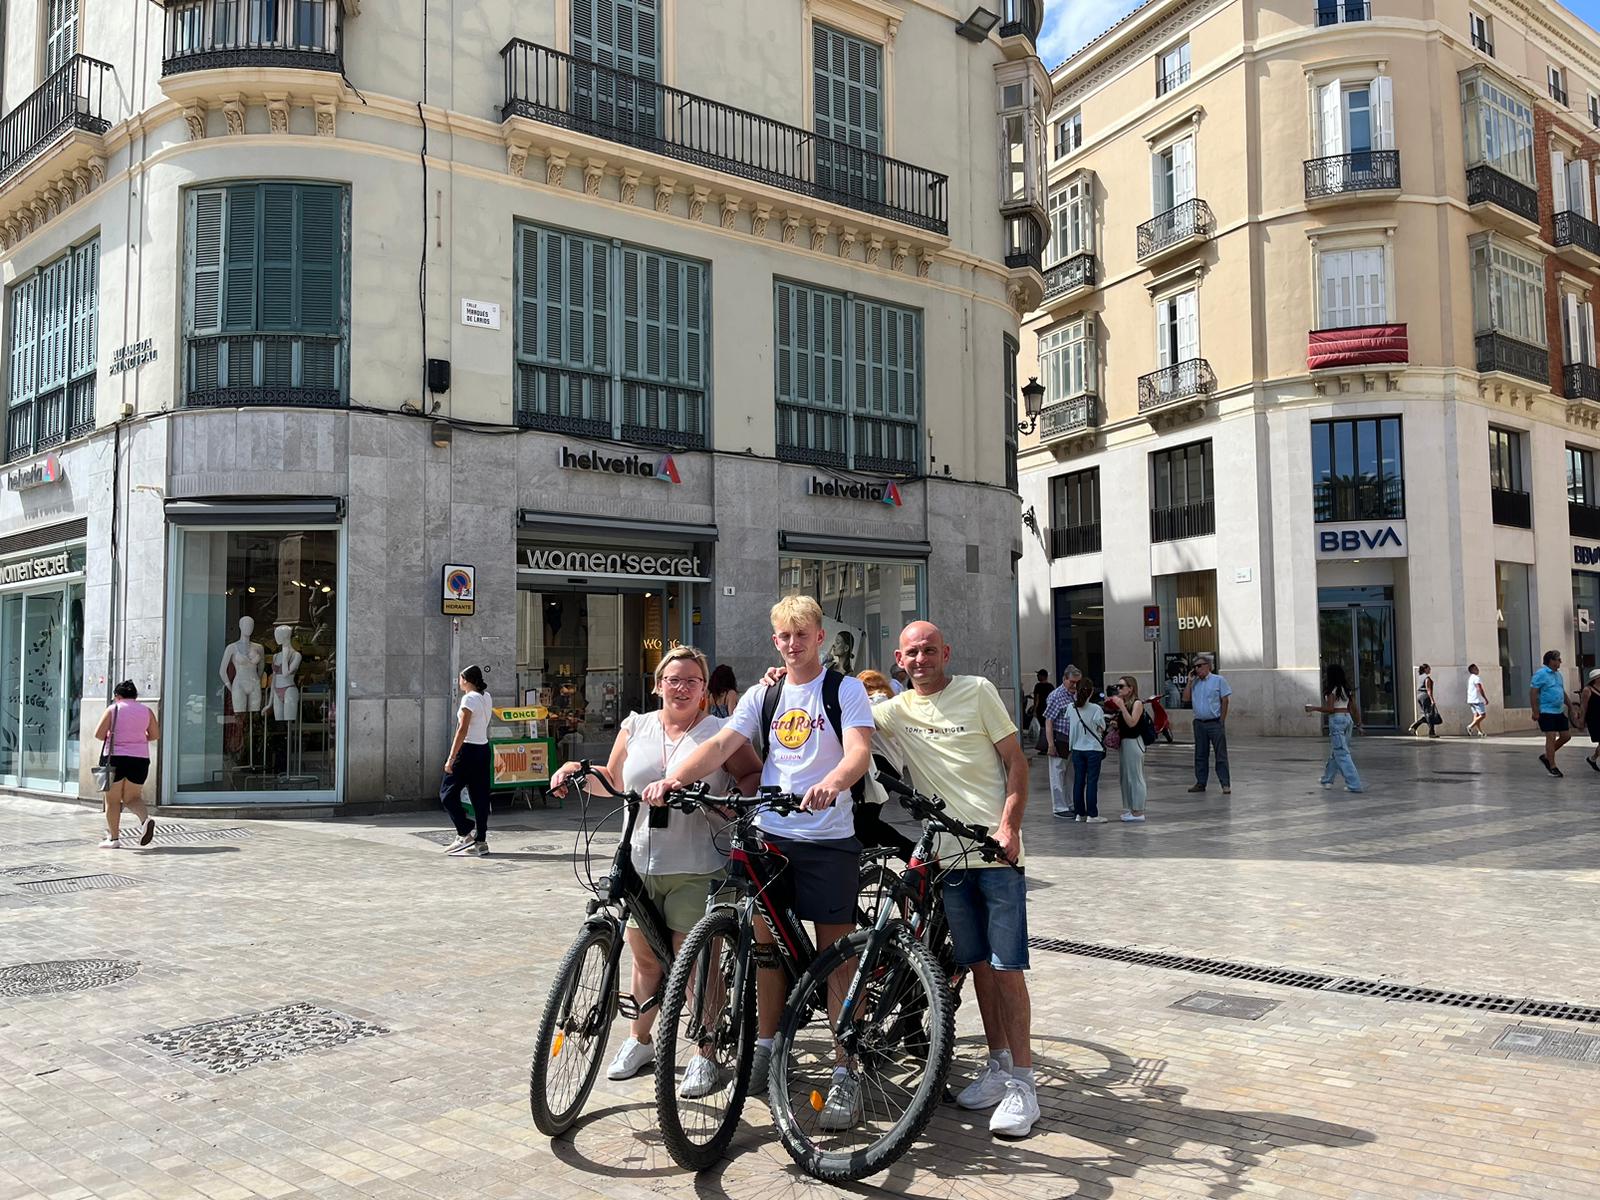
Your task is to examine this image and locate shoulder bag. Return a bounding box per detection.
[93,703,117,792]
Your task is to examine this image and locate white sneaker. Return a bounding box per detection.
[1085,816,1108,824]
[443,834,473,854]
[678,1053,721,1098]
[818,1071,862,1131]
[1120,813,1145,822]
[98,837,121,850]
[606,1036,655,1081]
[989,1078,1040,1137]
[956,1057,1011,1110]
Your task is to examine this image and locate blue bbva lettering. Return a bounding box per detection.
[1320,526,1401,553]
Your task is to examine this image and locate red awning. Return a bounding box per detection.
[1307,323,1409,370]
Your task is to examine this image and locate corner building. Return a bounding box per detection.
[0,0,1045,807]
[1018,0,1600,734]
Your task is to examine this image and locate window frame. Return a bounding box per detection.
[1310,416,1405,522]
[41,0,79,81]
[5,236,99,463]
[1461,69,1536,185]
[1156,40,1191,97]
[1468,10,1494,56]
[1004,334,1019,492]
[1038,316,1096,406]
[1317,244,1388,329]
[1488,426,1526,494]
[1046,170,1093,266]
[1049,466,1100,545]
[1149,438,1215,539]
[1549,64,1569,106]
[1470,233,1546,345]
[1054,110,1082,160]
[1568,444,1595,507]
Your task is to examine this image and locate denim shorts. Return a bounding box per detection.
[942,866,1029,971]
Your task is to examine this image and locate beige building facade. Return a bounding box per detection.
[1019,0,1600,734]
[0,0,1043,808]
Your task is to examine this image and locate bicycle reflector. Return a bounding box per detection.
[552,1033,565,1057]
[810,1090,825,1111]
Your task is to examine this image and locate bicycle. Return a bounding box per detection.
[527,762,717,1137]
[768,770,1021,1182]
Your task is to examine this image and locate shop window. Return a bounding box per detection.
[0,554,84,792]
[515,224,709,448]
[185,183,349,409]
[6,239,98,463]
[1048,468,1100,558]
[780,555,926,676]
[169,527,340,803]
[1311,416,1403,521]
[774,280,922,475]
[1150,439,1214,541]
[1154,569,1217,705]
[1052,583,1104,685]
[1496,561,1533,704]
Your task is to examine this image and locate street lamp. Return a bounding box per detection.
[954,6,1000,41]
[1015,376,1045,434]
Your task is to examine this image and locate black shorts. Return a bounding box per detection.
[1538,712,1571,734]
[764,835,862,925]
[108,755,149,785]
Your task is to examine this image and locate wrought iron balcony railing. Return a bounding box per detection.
[1150,499,1216,543]
[162,0,343,75]
[1138,358,1216,413]
[1039,395,1099,442]
[1466,164,1538,224]
[1042,253,1096,300]
[1156,63,1190,96]
[501,39,949,234]
[1136,198,1212,261]
[185,333,346,409]
[1570,500,1600,539]
[1471,29,1494,55]
[998,0,1044,41]
[1554,209,1600,258]
[1314,478,1405,523]
[1475,331,1548,386]
[1565,361,1600,402]
[4,380,95,463]
[0,55,110,187]
[1491,486,1531,529]
[1304,150,1401,198]
[1050,523,1101,558]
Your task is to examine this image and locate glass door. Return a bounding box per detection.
[0,596,23,782]
[1318,587,1398,728]
[20,591,65,789]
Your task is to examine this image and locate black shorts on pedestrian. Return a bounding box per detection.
[108,755,150,786]
[763,834,862,925]
[1538,712,1570,734]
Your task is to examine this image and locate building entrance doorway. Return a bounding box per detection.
[1318,585,1397,728]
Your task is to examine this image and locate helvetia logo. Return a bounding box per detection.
[808,476,903,506]
[559,445,682,484]
[656,454,681,484]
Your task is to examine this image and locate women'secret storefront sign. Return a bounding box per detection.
[520,546,706,579]
[0,551,72,585]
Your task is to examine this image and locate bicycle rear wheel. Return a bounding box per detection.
[654,908,755,1170]
[769,925,954,1182]
[529,921,617,1136]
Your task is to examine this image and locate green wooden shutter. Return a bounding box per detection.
[571,0,659,130]
[850,298,920,470]
[8,278,37,406]
[525,227,608,371]
[298,186,340,333]
[35,256,71,394]
[813,24,882,197]
[621,247,704,387]
[190,189,225,335]
[69,239,98,381]
[259,183,297,330]
[775,282,847,462]
[515,224,541,364]
[222,185,259,331]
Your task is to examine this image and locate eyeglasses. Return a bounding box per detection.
[660,676,704,690]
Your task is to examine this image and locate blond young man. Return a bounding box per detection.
[644,596,874,1109]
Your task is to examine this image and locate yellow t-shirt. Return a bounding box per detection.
[872,675,1022,869]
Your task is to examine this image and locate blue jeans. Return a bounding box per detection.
[1070,749,1103,817]
[1320,712,1363,791]
[942,866,1030,970]
[1194,719,1230,787]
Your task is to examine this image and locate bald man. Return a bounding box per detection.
[870,621,1039,1139]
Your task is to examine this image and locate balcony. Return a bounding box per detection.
[1039,394,1099,450]
[501,39,949,235]
[1304,150,1401,202]
[185,334,346,409]
[1307,323,1408,371]
[1314,479,1405,523]
[1466,164,1539,230]
[1491,486,1532,529]
[5,381,95,463]
[0,55,110,189]
[1475,331,1548,386]
[161,0,344,75]
[998,0,1044,43]
[1136,198,1212,264]
[1565,362,1600,402]
[1471,29,1495,56]
[1042,253,1096,304]
[1049,523,1102,558]
[1156,63,1191,97]
[1315,0,1371,23]
[1571,501,1600,539]
[1150,499,1216,543]
[1138,358,1215,420]
[1553,209,1600,266]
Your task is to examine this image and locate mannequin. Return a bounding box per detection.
[271,625,301,721]
[218,616,264,714]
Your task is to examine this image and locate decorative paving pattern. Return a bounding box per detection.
[408,824,541,846]
[1172,991,1280,1021]
[0,838,93,854]
[0,863,75,879]
[15,874,140,896]
[148,826,254,844]
[0,958,140,998]
[141,1003,389,1075]
[1493,1024,1600,1065]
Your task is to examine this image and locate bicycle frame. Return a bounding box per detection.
[584,797,679,1021]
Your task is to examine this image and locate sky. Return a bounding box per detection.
[1036,0,1600,72]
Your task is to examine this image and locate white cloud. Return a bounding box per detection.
[1038,0,1150,69]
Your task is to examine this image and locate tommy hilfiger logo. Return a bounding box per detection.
[559,446,681,483]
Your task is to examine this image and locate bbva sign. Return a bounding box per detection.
[1315,521,1407,560]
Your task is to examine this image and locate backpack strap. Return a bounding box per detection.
[753,680,784,761]
[822,669,867,803]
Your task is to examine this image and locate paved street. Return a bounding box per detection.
[3,732,1600,1200]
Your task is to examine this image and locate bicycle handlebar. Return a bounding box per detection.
[875,771,1022,871]
[667,781,805,818]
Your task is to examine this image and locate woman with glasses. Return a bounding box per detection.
[548,646,761,1091]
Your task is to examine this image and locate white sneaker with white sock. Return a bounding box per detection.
[606,1036,655,1080]
[989,1077,1040,1137]
[956,1051,1012,1110]
[678,1053,721,1098]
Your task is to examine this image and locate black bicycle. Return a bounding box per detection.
[528,762,716,1136]
[768,771,1021,1182]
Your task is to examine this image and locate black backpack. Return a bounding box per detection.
[751,669,867,804]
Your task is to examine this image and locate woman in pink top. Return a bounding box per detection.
[92,680,160,849]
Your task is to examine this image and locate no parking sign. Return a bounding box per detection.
[442,564,476,616]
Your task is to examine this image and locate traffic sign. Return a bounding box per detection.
[1143,604,1161,628]
[442,564,476,615]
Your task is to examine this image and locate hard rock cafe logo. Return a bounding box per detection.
[772,708,819,750]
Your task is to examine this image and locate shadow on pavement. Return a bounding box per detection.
[137,845,242,856]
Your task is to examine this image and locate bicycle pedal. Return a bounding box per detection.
[616,993,641,1020]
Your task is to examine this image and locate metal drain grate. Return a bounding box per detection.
[1493,1025,1600,1064]
[0,864,75,879]
[1172,991,1279,1020]
[15,874,140,896]
[149,827,253,845]
[0,958,139,998]
[1028,937,1600,1024]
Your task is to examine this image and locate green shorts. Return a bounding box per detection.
[642,871,724,933]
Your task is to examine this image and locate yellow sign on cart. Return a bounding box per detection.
[494,706,548,722]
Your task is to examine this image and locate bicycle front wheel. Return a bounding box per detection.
[529,921,618,1136]
[770,926,954,1182]
[654,907,755,1170]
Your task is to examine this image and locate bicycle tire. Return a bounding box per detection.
[654,907,756,1170]
[529,921,617,1137]
[769,925,954,1182]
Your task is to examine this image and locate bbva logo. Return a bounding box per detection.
[1177,614,1213,630]
[1318,526,1403,553]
